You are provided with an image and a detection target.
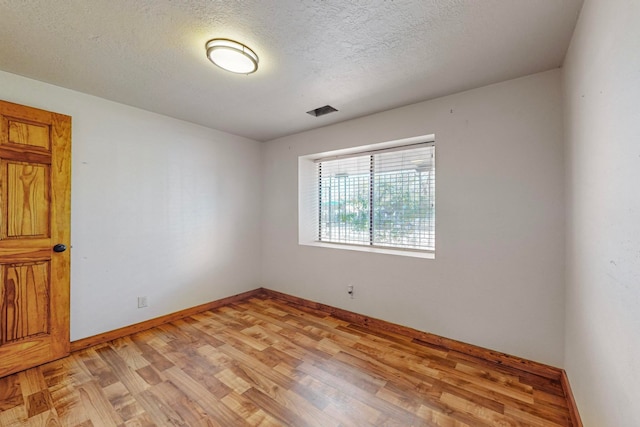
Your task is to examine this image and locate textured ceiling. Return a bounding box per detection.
[0,0,583,141]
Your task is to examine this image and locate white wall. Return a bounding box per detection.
[262,70,566,366]
[563,0,640,425]
[0,70,263,341]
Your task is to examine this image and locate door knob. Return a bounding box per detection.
[53,244,67,253]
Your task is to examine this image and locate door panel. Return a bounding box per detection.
[6,162,50,238]
[8,120,50,150]
[0,261,50,344]
[0,100,71,378]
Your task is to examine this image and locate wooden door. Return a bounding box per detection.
[0,100,71,378]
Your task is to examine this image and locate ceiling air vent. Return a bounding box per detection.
[306,105,338,117]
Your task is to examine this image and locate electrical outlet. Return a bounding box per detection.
[137,296,148,308]
[347,284,354,298]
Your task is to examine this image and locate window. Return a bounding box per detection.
[316,142,435,252]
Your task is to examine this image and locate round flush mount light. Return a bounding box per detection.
[205,38,259,74]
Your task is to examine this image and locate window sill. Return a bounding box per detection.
[300,241,435,259]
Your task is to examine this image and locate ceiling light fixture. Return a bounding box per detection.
[205,38,259,74]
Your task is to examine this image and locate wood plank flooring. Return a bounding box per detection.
[0,296,573,426]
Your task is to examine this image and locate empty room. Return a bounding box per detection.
[0,0,638,426]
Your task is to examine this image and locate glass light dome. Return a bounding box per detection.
[206,39,258,74]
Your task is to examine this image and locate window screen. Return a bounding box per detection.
[317,143,435,251]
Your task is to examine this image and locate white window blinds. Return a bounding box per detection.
[317,143,435,251]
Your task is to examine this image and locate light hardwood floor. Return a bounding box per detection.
[0,296,573,426]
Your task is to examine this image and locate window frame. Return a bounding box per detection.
[298,135,436,259]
